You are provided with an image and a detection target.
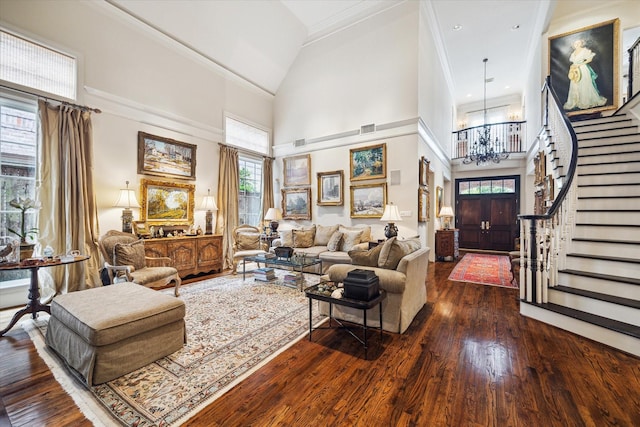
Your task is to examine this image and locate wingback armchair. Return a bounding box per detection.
[98,230,181,296]
[231,224,268,274]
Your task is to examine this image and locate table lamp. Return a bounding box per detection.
[200,189,218,235]
[113,181,141,233]
[439,206,454,230]
[264,208,282,234]
[380,203,402,239]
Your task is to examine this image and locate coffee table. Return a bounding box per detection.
[305,281,386,359]
[242,255,322,290]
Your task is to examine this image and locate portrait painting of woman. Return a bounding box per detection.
[563,39,607,110]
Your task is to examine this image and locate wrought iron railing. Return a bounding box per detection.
[518,76,578,304]
[628,36,640,101]
[452,121,526,160]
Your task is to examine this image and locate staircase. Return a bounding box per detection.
[521,113,640,357]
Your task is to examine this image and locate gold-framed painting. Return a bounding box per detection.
[282,187,311,220]
[419,156,430,187]
[283,154,311,187]
[418,187,429,222]
[435,186,443,217]
[350,183,386,218]
[548,19,619,117]
[350,143,386,181]
[140,178,195,226]
[138,132,197,180]
[317,170,344,206]
[534,151,546,186]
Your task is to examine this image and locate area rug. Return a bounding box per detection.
[447,253,517,289]
[22,271,324,426]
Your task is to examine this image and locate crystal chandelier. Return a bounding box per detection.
[463,58,509,166]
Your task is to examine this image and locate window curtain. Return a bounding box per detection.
[262,156,274,222]
[38,100,101,293]
[216,144,239,270]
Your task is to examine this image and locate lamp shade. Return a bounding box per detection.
[113,181,141,208]
[264,208,282,221]
[438,206,454,218]
[380,204,402,222]
[200,189,218,211]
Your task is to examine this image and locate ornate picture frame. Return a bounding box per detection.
[317,170,344,206]
[435,186,443,217]
[138,131,197,180]
[418,187,429,222]
[140,178,195,226]
[282,187,311,220]
[548,19,619,117]
[283,154,311,187]
[419,156,430,187]
[350,183,387,218]
[350,143,386,181]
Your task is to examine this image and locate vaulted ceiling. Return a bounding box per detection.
[108,0,556,107]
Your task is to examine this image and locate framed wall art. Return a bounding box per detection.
[419,156,430,187]
[317,170,344,206]
[138,131,197,180]
[534,151,546,186]
[418,187,429,222]
[140,178,195,226]
[282,187,311,220]
[435,186,443,217]
[283,154,311,187]
[350,183,387,218]
[549,19,619,117]
[350,143,386,181]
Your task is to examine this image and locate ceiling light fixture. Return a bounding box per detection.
[453,24,462,31]
[462,58,509,166]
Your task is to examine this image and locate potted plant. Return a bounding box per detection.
[8,197,40,260]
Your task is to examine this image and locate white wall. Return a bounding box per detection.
[1,0,274,233]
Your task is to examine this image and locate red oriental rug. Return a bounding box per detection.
[448,253,518,289]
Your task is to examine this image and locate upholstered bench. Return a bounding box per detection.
[45,282,186,385]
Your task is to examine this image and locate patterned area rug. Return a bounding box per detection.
[22,271,324,426]
[448,253,517,289]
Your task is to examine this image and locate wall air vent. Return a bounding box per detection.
[360,124,376,134]
[294,138,306,147]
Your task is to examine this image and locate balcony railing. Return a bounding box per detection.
[628,36,640,101]
[452,121,526,160]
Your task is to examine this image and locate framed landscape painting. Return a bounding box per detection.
[350,183,386,218]
[350,143,386,181]
[283,154,311,187]
[140,179,195,226]
[317,170,344,206]
[418,187,429,222]
[548,19,619,117]
[282,187,311,220]
[138,132,197,180]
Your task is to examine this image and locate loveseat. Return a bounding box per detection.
[320,237,429,333]
[272,224,372,273]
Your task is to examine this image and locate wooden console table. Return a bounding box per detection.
[435,229,459,261]
[143,234,223,278]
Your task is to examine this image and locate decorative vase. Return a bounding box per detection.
[19,243,35,261]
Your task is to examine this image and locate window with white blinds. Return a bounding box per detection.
[0,29,77,100]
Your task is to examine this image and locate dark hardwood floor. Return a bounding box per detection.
[1,258,639,426]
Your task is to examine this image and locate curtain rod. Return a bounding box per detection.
[0,84,102,114]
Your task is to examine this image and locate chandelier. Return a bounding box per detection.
[463,58,509,166]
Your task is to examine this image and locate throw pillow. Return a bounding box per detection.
[340,230,363,252]
[348,244,383,267]
[327,231,343,251]
[339,225,371,244]
[293,228,315,248]
[114,240,146,271]
[236,231,260,250]
[378,237,421,270]
[314,224,339,246]
[279,230,294,247]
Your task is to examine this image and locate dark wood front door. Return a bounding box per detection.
[455,176,519,251]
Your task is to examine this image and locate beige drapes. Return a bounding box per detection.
[262,156,274,221]
[38,100,101,293]
[216,144,239,270]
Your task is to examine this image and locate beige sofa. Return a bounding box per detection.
[320,238,429,333]
[272,224,372,272]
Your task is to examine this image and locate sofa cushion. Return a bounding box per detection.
[236,231,261,250]
[327,231,343,251]
[339,225,371,243]
[378,237,421,270]
[341,230,363,252]
[293,246,325,258]
[319,250,351,264]
[293,228,315,248]
[314,224,339,246]
[114,240,146,271]
[348,244,383,267]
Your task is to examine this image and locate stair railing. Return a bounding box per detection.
[518,76,579,304]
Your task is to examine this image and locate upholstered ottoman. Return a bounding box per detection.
[45,282,186,385]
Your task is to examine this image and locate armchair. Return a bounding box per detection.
[98,230,181,296]
[231,224,268,274]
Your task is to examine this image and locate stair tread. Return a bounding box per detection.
[552,285,640,309]
[575,223,640,228]
[560,269,640,286]
[578,133,640,141]
[572,237,639,245]
[524,302,640,339]
[567,253,640,264]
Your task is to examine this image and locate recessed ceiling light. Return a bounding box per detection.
[453,24,463,31]
[511,24,520,31]
[505,85,510,89]
[466,93,472,97]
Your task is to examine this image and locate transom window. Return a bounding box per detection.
[458,178,516,195]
